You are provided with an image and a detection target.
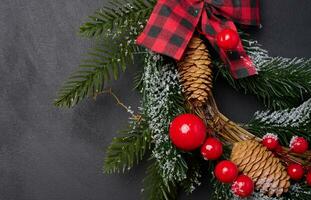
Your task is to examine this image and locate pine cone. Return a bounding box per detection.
[177,36,212,108]
[230,140,290,197]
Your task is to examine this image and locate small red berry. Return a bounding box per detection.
[231,175,254,198]
[214,160,238,183]
[287,163,304,181]
[262,133,279,151]
[169,114,207,151]
[216,28,239,50]
[290,136,309,154]
[201,138,223,160]
[306,171,311,186]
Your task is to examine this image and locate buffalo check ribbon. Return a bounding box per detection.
[136,0,260,79]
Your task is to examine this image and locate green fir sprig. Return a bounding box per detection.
[104,116,151,174]
[80,0,155,38]
[216,36,311,110]
[141,53,188,182]
[143,161,178,200]
[246,98,311,145]
[54,37,139,107]
[55,0,154,107]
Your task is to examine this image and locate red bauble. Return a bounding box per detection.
[214,160,238,183]
[201,138,223,160]
[306,171,311,186]
[290,136,309,154]
[216,28,239,50]
[262,133,279,151]
[287,163,304,181]
[231,175,254,198]
[169,114,207,151]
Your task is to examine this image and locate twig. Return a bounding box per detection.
[95,88,141,121]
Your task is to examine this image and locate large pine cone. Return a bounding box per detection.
[177,36,212,107]
[230,140,290,197]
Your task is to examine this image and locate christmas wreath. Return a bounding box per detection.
[55,0,311,199]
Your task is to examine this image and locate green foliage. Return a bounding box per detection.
[103,117,151,174]
[284,184,311,200]
[180,158,202,195]
[218,57,311,110]
[210,176,233,200]
[246,99,311,145]
[143,161,178,200]
[141,53,188,182]
[216,35,311,110]
[209,183,311,200]
[80,0,156,38]
[54,34,140,107]
[56,0,153,107]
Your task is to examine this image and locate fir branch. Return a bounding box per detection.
[142,52,188,182]
[210,176,234,200]
[246,99,311,145]
[180,158,202,194]
[284,183,311,200]
[103,117,151,174]
[216,36,311,110]
[79,0,156,38]
[54,35,140,107]
[56,0,151,107]
[210,177,311,200]
[143,161,178,200]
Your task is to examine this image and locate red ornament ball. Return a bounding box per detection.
[287,163,304,181]
[216,28,239,50]
[231,175,254,198]
[169,114,207,151]
[306,171,311,186]
[290,136,309,154]
[262,133,279,151]
[214,160,238,183]
[201,138,223,160]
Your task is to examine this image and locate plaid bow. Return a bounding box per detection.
[136,0,260,79]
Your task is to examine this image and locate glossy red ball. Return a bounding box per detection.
[262,134,279,151]
[231,175,254,198]
[201,138,223,160]
[216,28,239,50]
[306,171,311,186]
[169,114,207,151]
[290,136,309,154]
[214,160,238,183]
[287,163,304,181]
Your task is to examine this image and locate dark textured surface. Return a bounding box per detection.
[0,1,310,200]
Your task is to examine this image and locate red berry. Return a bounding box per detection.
[214,160,238,183]
[287,163,304,181]
[201,138,223,160]
[306,171,311,186]
[262,133,279,151]
[216,28,239,50]
[169,114,207,151]
[290,136,309,154]
[231,175,254,198]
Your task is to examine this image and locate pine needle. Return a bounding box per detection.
[216,35,311,110]
[103,116,151,174]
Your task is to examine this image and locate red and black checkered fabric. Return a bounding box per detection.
[136,0,260,79]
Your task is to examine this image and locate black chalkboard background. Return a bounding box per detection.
[0,1,311,200]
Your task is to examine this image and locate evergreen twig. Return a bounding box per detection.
[104,116,151,174]
[246,99,311,145]
[54,35,140,107]
[79,0,156,38]
[143,161,178,200]
[216,35,311,110]
[142,53,188,182]
[180,158,202,195]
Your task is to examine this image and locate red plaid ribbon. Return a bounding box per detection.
[136,0,260,79]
